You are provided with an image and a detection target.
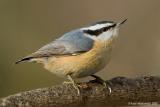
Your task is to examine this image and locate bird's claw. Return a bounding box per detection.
[91,75,112,94]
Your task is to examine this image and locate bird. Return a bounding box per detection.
[16,19,127,95]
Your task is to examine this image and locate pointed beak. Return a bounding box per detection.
[117,19,127,27]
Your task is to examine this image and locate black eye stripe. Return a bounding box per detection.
[83,29,102,36]
[83,24,116,36]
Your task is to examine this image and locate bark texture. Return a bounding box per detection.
[0,76,160,107]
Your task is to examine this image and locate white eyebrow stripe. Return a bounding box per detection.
[81,23,113,31]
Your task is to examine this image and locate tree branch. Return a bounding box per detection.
[0,76,160,107]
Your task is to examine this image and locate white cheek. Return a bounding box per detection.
[98,29,119,41]
[98,31,113,41]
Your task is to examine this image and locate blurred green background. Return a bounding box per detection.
[0,0,160,98]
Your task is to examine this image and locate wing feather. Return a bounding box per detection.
[16,30,94,64]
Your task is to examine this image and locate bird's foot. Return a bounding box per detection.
[91,75,112,94]
[66,75,80,95]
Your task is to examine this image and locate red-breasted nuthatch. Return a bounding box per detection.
[16,19,127,95]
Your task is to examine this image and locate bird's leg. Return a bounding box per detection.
[91,74,112,93]
[65,75,80,95]
[63,81,73,84]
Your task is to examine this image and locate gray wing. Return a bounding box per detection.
[27,30,94,58]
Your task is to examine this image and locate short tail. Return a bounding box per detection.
[15,57,33,64]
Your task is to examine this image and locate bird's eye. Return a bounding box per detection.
[103,27,107,31]
[103,24,116,31]
[83,29,103,36]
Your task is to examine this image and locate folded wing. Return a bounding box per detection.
[16,30,94,64]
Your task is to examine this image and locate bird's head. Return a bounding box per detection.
[82,19,127,41]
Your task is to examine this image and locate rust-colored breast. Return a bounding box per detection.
[44,40,113,78]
